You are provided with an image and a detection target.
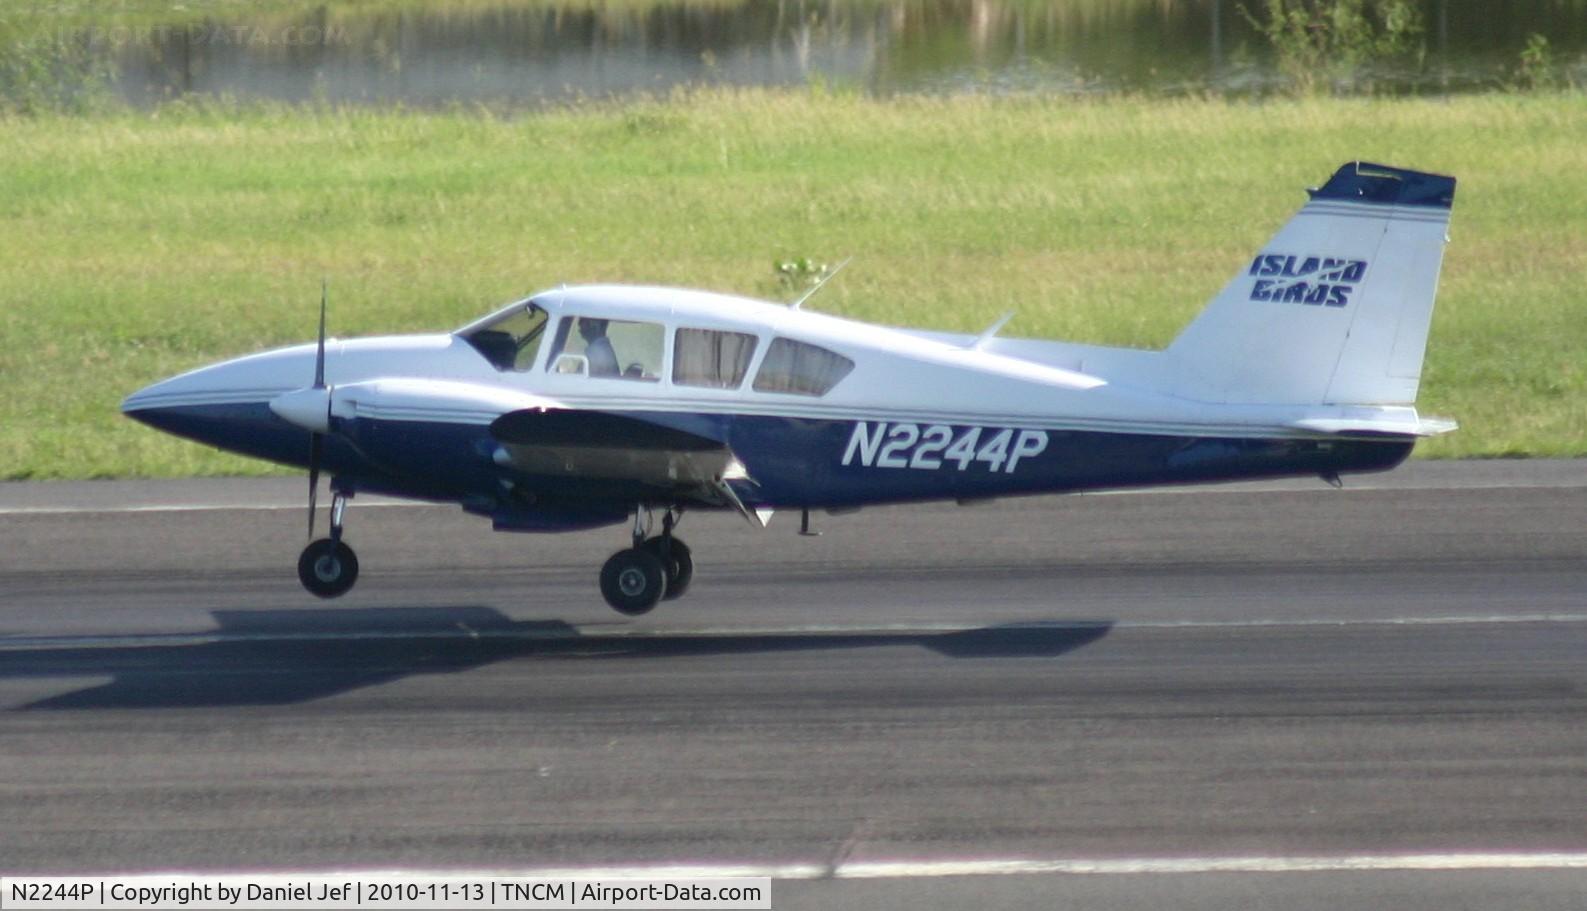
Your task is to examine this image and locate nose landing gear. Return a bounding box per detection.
[599,507,692,615]
[298,489,359,598]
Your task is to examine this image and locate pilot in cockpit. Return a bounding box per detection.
[578,318,620,377]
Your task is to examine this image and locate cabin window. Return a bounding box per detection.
[546,316,665,381]
[673,328,758,389]
[752,337,854,397]
[461,303,549,372]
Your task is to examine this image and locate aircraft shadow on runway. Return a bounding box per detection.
[1,607,1112,710]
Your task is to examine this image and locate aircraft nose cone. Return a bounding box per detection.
[120,347,323,465]
[121,344,320,421]
[121,386,152,416]
[120,376,181,423]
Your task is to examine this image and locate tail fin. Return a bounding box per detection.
[1166,162,1455,406]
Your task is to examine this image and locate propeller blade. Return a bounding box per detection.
[307,284,326,542]
[307,433,322,540]
[314,278,328,389]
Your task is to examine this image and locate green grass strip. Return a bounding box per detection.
[1,90,1583,478]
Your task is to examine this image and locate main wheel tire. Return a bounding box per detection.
[642,536,694,600]
[297,538,359,598]
[600,548,667,616]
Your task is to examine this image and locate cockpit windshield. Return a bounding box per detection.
[462,303,549,372]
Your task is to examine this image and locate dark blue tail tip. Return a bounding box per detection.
[1310,161,1456,209]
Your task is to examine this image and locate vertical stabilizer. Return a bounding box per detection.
[1166,162,1455,406]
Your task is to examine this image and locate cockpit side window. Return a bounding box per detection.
[751,337,855,396]
[673,328,758,389]
[546,316,665,382]
[461,303,549,372]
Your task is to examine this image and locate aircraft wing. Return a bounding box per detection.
[330,377,560,426]
[329,379,762,521]
[488,407,762,522]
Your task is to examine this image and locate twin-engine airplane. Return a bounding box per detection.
[124,162,1457,615]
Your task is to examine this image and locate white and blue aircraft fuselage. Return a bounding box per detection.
[123,162,1458,614]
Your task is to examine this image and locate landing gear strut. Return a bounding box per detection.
[600,506,692,615]
[298,489,359,598]
[645,510,694,600]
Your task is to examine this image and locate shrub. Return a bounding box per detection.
[1242,0,1424,95]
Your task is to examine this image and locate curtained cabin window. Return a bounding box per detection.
[672,328,758,389]
[752,337,854,397]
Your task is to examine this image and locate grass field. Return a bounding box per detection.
[1,90,1584,478]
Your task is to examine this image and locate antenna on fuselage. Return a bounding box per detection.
[969,311,1016,350]
[789,257,851,311]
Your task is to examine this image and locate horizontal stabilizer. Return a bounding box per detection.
[1289,414,1458,437]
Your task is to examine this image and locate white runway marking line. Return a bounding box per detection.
[0,501,415,516]
[96,854,1587,885]
[833,853,1587,878]
[5,615,1587,652]
[1075,479,1587,496]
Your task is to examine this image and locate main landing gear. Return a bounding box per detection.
[298,489,359,598]
[289,494,690,614]
[600,507,692,616]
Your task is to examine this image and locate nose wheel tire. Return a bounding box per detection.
[298,538,359,598]
[600,548,667,616]
[641,535,693,600]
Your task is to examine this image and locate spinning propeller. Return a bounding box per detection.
[266,280,335,539]
[307,280,327,539]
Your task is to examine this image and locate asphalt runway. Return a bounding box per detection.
[1,461,1585,909]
